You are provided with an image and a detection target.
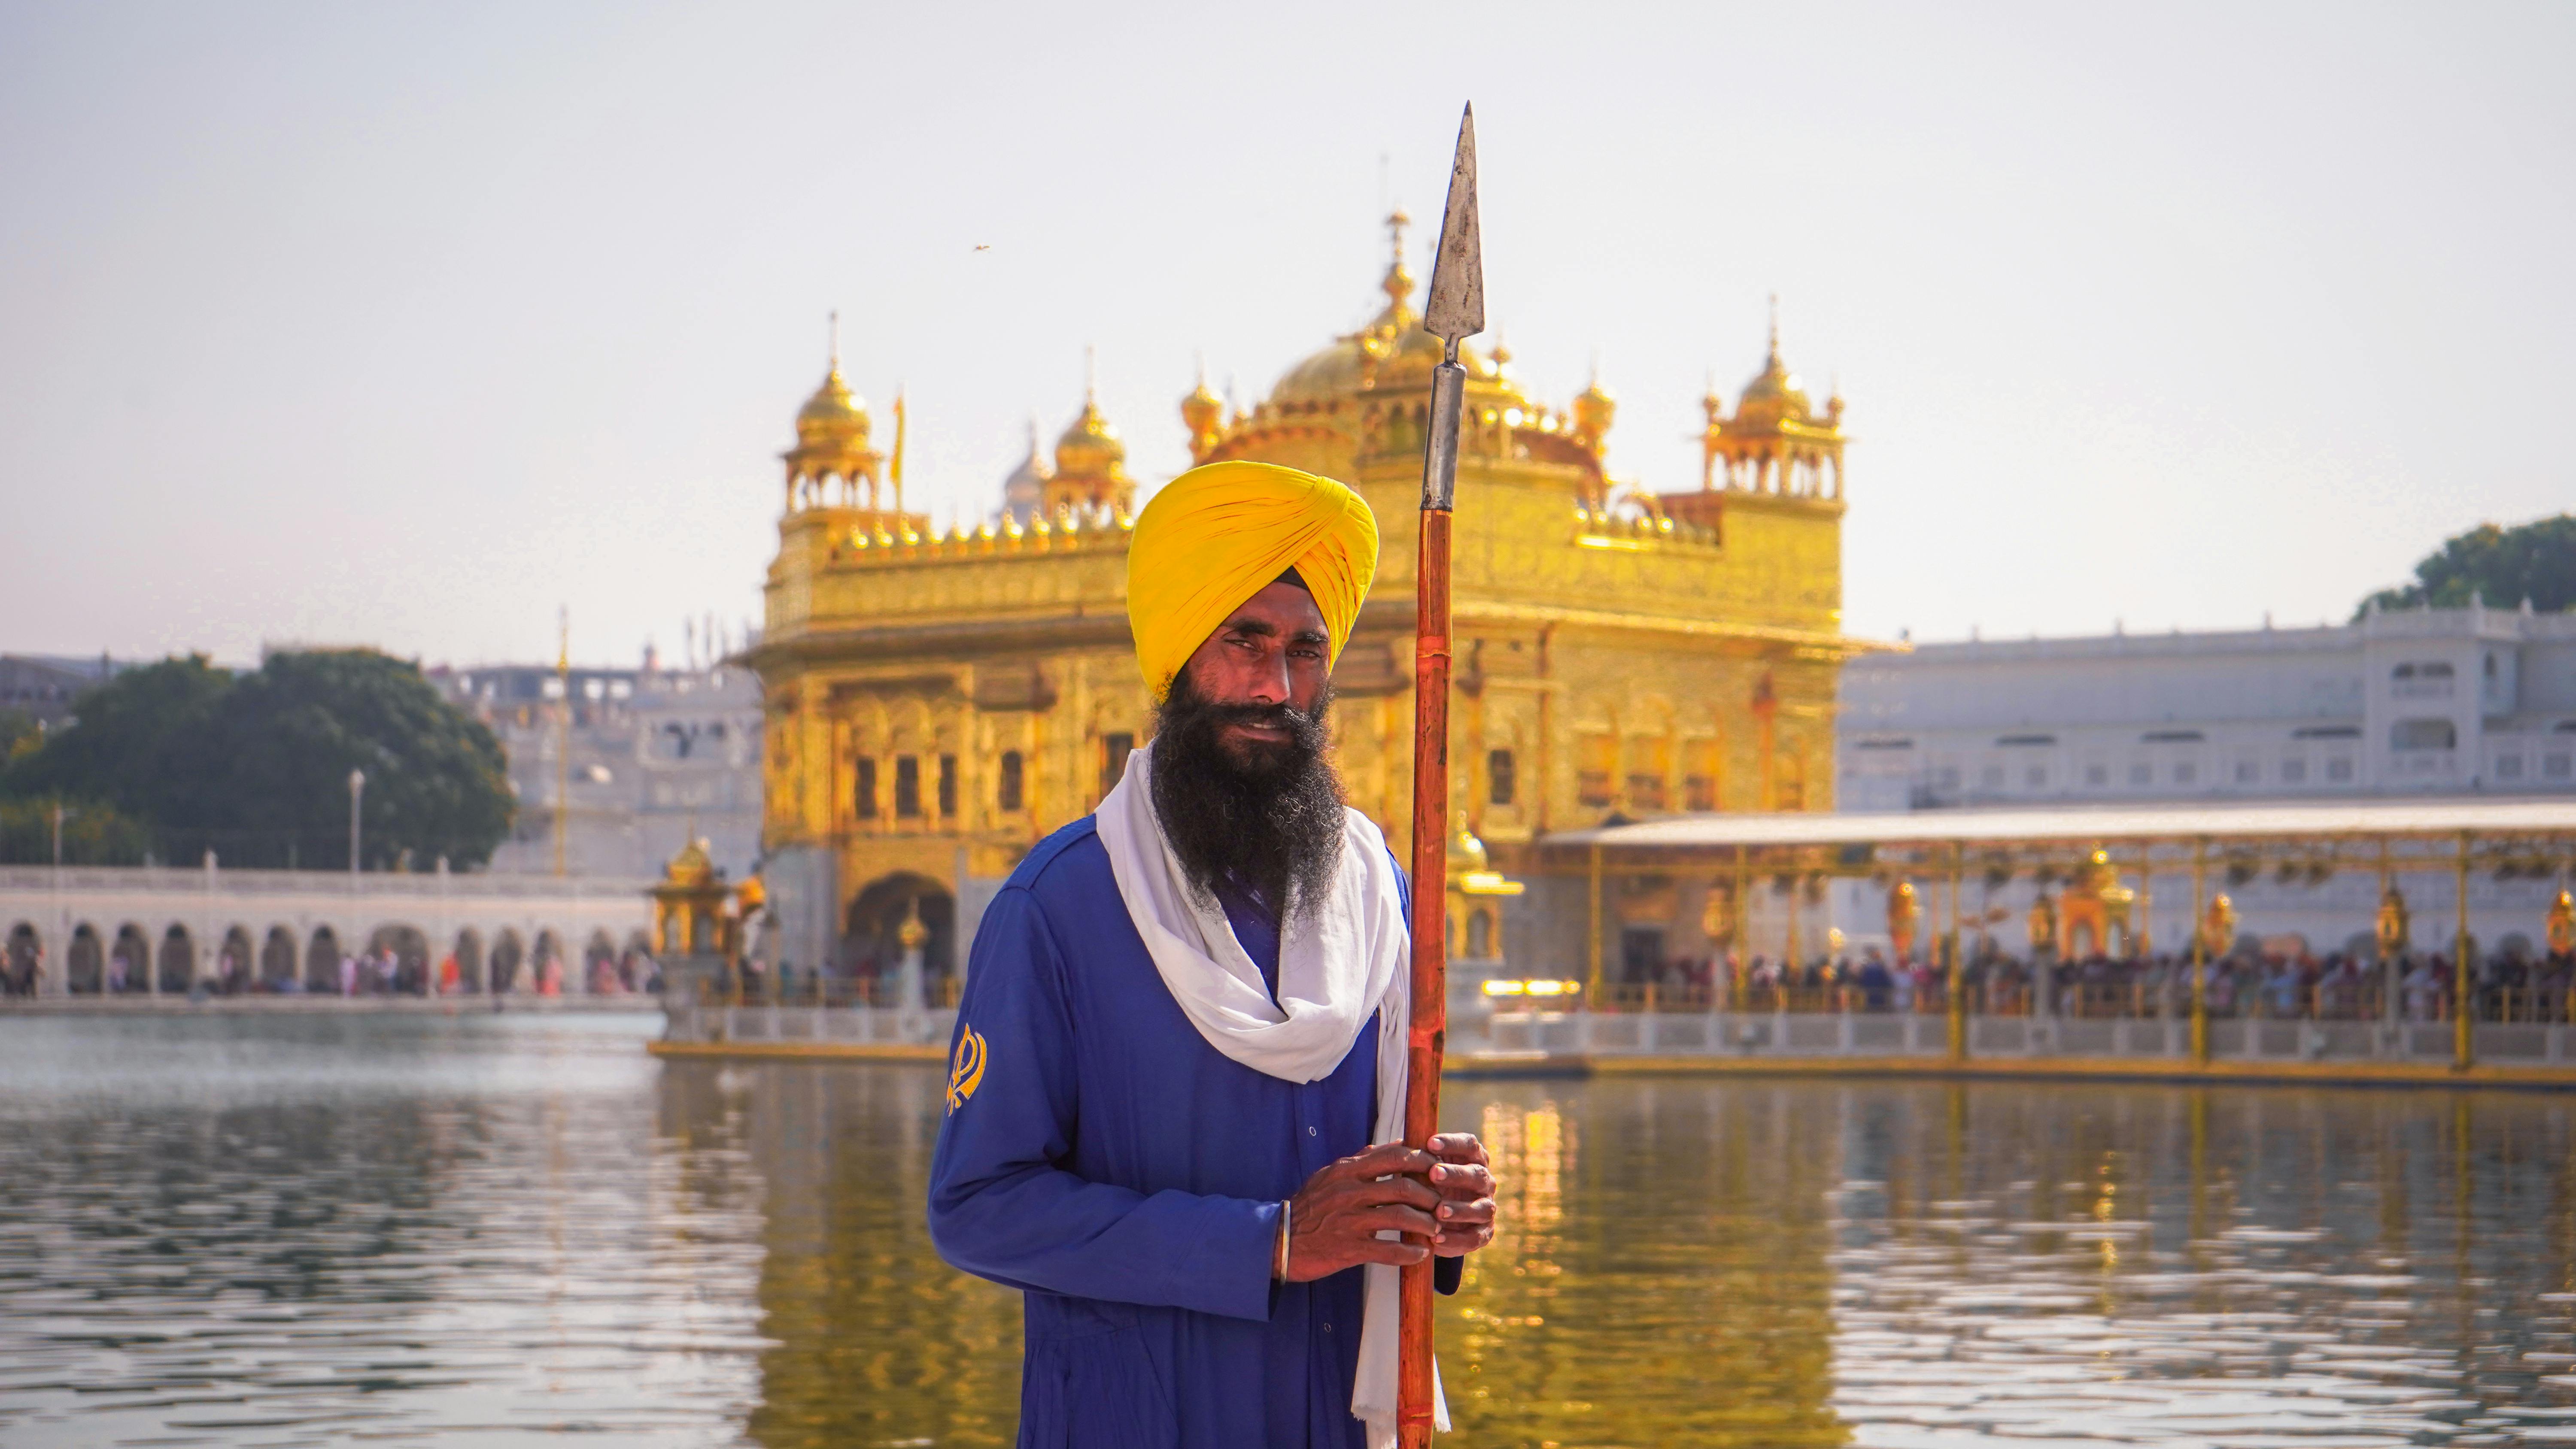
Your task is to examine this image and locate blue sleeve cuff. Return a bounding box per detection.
[1167,1193,1282,1323]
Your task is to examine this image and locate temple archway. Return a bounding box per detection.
[216,926,255,994]
[451,928,485,994]
[490,929,525,994]
[158,925,196,994]
[368,925,430,994]
[843,873,956,989]
[306,925,343,994]
[6,922,42,996]
[68,923,103,994]
[260,926,299,989]
[584,929,620,994]
[533,930,566,994]
[112,924,151,993]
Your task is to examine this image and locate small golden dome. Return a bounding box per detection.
[1055,393,1125,477]
[796,364,872,441]
[1571,368,1616,454]
[1449,823,1490,874]
[663,837,717,888]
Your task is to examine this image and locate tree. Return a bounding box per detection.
[3,649,513,870]
[0,655,231,815]
[2358,513,2576,618]
[158,651,514,870]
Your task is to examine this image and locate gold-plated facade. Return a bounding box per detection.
[749,218,1868,974]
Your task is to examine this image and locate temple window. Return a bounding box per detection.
[895,755,922,817]
[938,755,958,817]
[998,751,1025,812]
[854,758,878,819]
[1101,733,1135,798]
[1487,749,1516,806]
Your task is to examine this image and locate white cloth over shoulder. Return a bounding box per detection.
[1094,741,1447,1446]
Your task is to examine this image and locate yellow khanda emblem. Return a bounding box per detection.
[948,1024,988,1114]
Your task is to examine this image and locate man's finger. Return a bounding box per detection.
[1352,1204,1440,1239]
[1429,1164,1494,1197]
[1343,1174,1440,1210]
[1428,1134,1490,1166]
[1434,1196,1496,1226]
[1340,1143,1437,1179]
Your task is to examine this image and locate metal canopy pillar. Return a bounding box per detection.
[1946,849,1966,1062]
[2455,830,2475,1072]
[2190,838,2210,1066]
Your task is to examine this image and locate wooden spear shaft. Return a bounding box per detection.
[1399,371,1459,1446]
[1403,101,1481,1448]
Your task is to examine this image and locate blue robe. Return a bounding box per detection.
[927,817,1454,1448]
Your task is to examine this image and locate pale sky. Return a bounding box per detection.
[3,2,2568,670]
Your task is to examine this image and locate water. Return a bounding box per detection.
[4,1016,2575,1447]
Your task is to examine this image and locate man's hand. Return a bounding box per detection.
[1425,1132,1497,1258]
[1283,1135,1498,1282]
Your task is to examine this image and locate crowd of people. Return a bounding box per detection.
[0,942,662,998]
[1618,945,2576,1023]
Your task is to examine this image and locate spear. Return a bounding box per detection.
[1403,102,1482,1449]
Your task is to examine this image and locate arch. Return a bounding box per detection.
[842,872,957,985]
[306,925,344,994]
[450,928,485,994]
[367,924,430,995]
[623,928,656,993]
[216,925,255,995]
[533,929,566,995]
[68,923,103,994]
[489,929,526,994]
[5,922,40,997]
[158,924,196,994]
[260,926,300,991]
[584,928,620,994]
[112,923,152,994]
[1468,906,1495,961]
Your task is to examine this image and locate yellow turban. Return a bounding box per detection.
[1127,461,1379,697]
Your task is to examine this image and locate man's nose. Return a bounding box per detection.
[1246,649,1291,705]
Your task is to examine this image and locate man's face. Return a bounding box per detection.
[1174,581,1332,765]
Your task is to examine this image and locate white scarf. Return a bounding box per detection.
[1095,741,1447,1446]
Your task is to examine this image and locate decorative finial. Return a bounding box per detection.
[828,309,841,371]
[1381,208,1416,313]
[1589,348,1603,389]
[1767,294,1781,361]
[1084,344,1098,403]
[1490,327,1512,371]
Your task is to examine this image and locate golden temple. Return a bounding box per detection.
[746,213,1868,981]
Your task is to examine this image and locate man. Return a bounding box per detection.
[930,460,1498,1448]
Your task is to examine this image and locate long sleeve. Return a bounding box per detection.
[926,887,1280,1323]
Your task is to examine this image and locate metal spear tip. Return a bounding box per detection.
[1423,103,1484,347]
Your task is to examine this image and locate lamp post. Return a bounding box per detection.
[348,769,366,880]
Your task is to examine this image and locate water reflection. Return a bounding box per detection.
[10,1016,2576,1447]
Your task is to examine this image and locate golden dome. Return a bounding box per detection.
[1449,823,1490,874]
[1733,303,1814,425]
[797,364,872,442]
[663,836,717,888]
[1180,363,1224,460]
[1571,367,1616,454]
[1268,209,1504,407]
[1055,393,1125,477]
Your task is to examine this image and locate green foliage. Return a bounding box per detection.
[0,656,231,815]
[0,796,154,866]
[2358,513,2576,618]
[2,650,513,870]
[0,708,41,767]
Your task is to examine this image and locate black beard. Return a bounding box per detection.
[1148,669,1345,919]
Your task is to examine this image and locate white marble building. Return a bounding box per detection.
[1827,604,2576,961]
[1839,603,2576,813]
[431,661,763,881]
